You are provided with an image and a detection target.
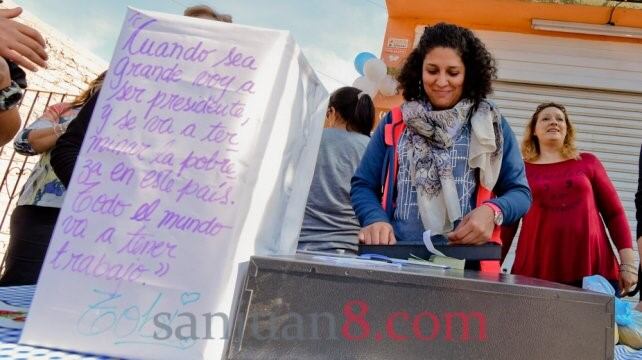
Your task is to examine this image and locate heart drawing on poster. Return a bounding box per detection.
[181,292,201,305]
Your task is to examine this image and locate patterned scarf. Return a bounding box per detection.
[400,98,503,234]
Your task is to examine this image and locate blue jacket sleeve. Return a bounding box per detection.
[486,117,532,225]
[350,115,391,226]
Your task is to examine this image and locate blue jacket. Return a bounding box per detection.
[350,109,532,229]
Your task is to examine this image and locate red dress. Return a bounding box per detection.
[511,153,632,284]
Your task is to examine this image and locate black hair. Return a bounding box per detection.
[328,86,374,136]
[397,22,497,108]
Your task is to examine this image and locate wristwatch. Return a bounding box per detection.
[0,81,23,111]
[483,202,504,226]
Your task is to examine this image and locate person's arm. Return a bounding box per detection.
[13,103,71,155]
[0,8,48,146]
[589,153,633,251]
[350,116,390,225]
[350,115,395,245]
[582,154,638,293]
[587,153,636,293]
[50,93,97,187]
[448,117,532,245]
[0,7,47,71]
[0,108,20,146]
[0,57,20,146]
[635,144,642,245]
[20,126,63,153]
[635,145,642,301]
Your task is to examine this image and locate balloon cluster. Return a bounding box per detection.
[353,52,398,98]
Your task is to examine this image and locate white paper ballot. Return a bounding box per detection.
[422,230,446,257]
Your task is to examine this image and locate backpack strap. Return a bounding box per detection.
[476,184,502,274]
[382,107,404,210]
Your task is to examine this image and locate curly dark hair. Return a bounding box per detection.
[397,23,497,108]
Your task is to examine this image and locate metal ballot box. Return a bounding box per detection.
[227,254,614,360]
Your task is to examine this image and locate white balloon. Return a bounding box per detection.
[353,76,378,98]
[377,75,398,97]
[363,58,387,83]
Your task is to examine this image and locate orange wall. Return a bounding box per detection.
[383,0,642,67]
[376,0,642,111]
[386,0,642,36]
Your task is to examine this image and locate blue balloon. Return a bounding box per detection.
[354,52,377,76]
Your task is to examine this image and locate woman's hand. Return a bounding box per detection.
[619,269,638,296]
[0,57,20,146]
[0,7,47,71]
[619,249,638,296]
[358,222,396,245]
[447,205,495,245]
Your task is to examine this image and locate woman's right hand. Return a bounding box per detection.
[0,7,47,71]
[358,222,396,245]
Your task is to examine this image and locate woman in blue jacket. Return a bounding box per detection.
[350,23,531,271]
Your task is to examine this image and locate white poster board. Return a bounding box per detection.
[21,8,327,360]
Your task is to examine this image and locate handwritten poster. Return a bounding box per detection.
[21,8,327,360]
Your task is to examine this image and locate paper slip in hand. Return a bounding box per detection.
[422,230,445,256]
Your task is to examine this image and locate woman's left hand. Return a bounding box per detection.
[619,269,638,296]
[447,205,495,245]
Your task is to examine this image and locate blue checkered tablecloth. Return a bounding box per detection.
[617,345,642,360]
[0,286,109,360]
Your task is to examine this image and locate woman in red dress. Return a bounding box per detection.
[504,102,637,294]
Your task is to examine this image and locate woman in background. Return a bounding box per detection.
[298,86,374,254]
[505,102,636,293]
[0,72,104,285]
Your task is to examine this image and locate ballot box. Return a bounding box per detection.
[227,254,613,360]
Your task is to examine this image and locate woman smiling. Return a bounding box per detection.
[350,23,531,271]
[505,102,636,293]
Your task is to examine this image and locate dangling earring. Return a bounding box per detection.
[418,79,425,101]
